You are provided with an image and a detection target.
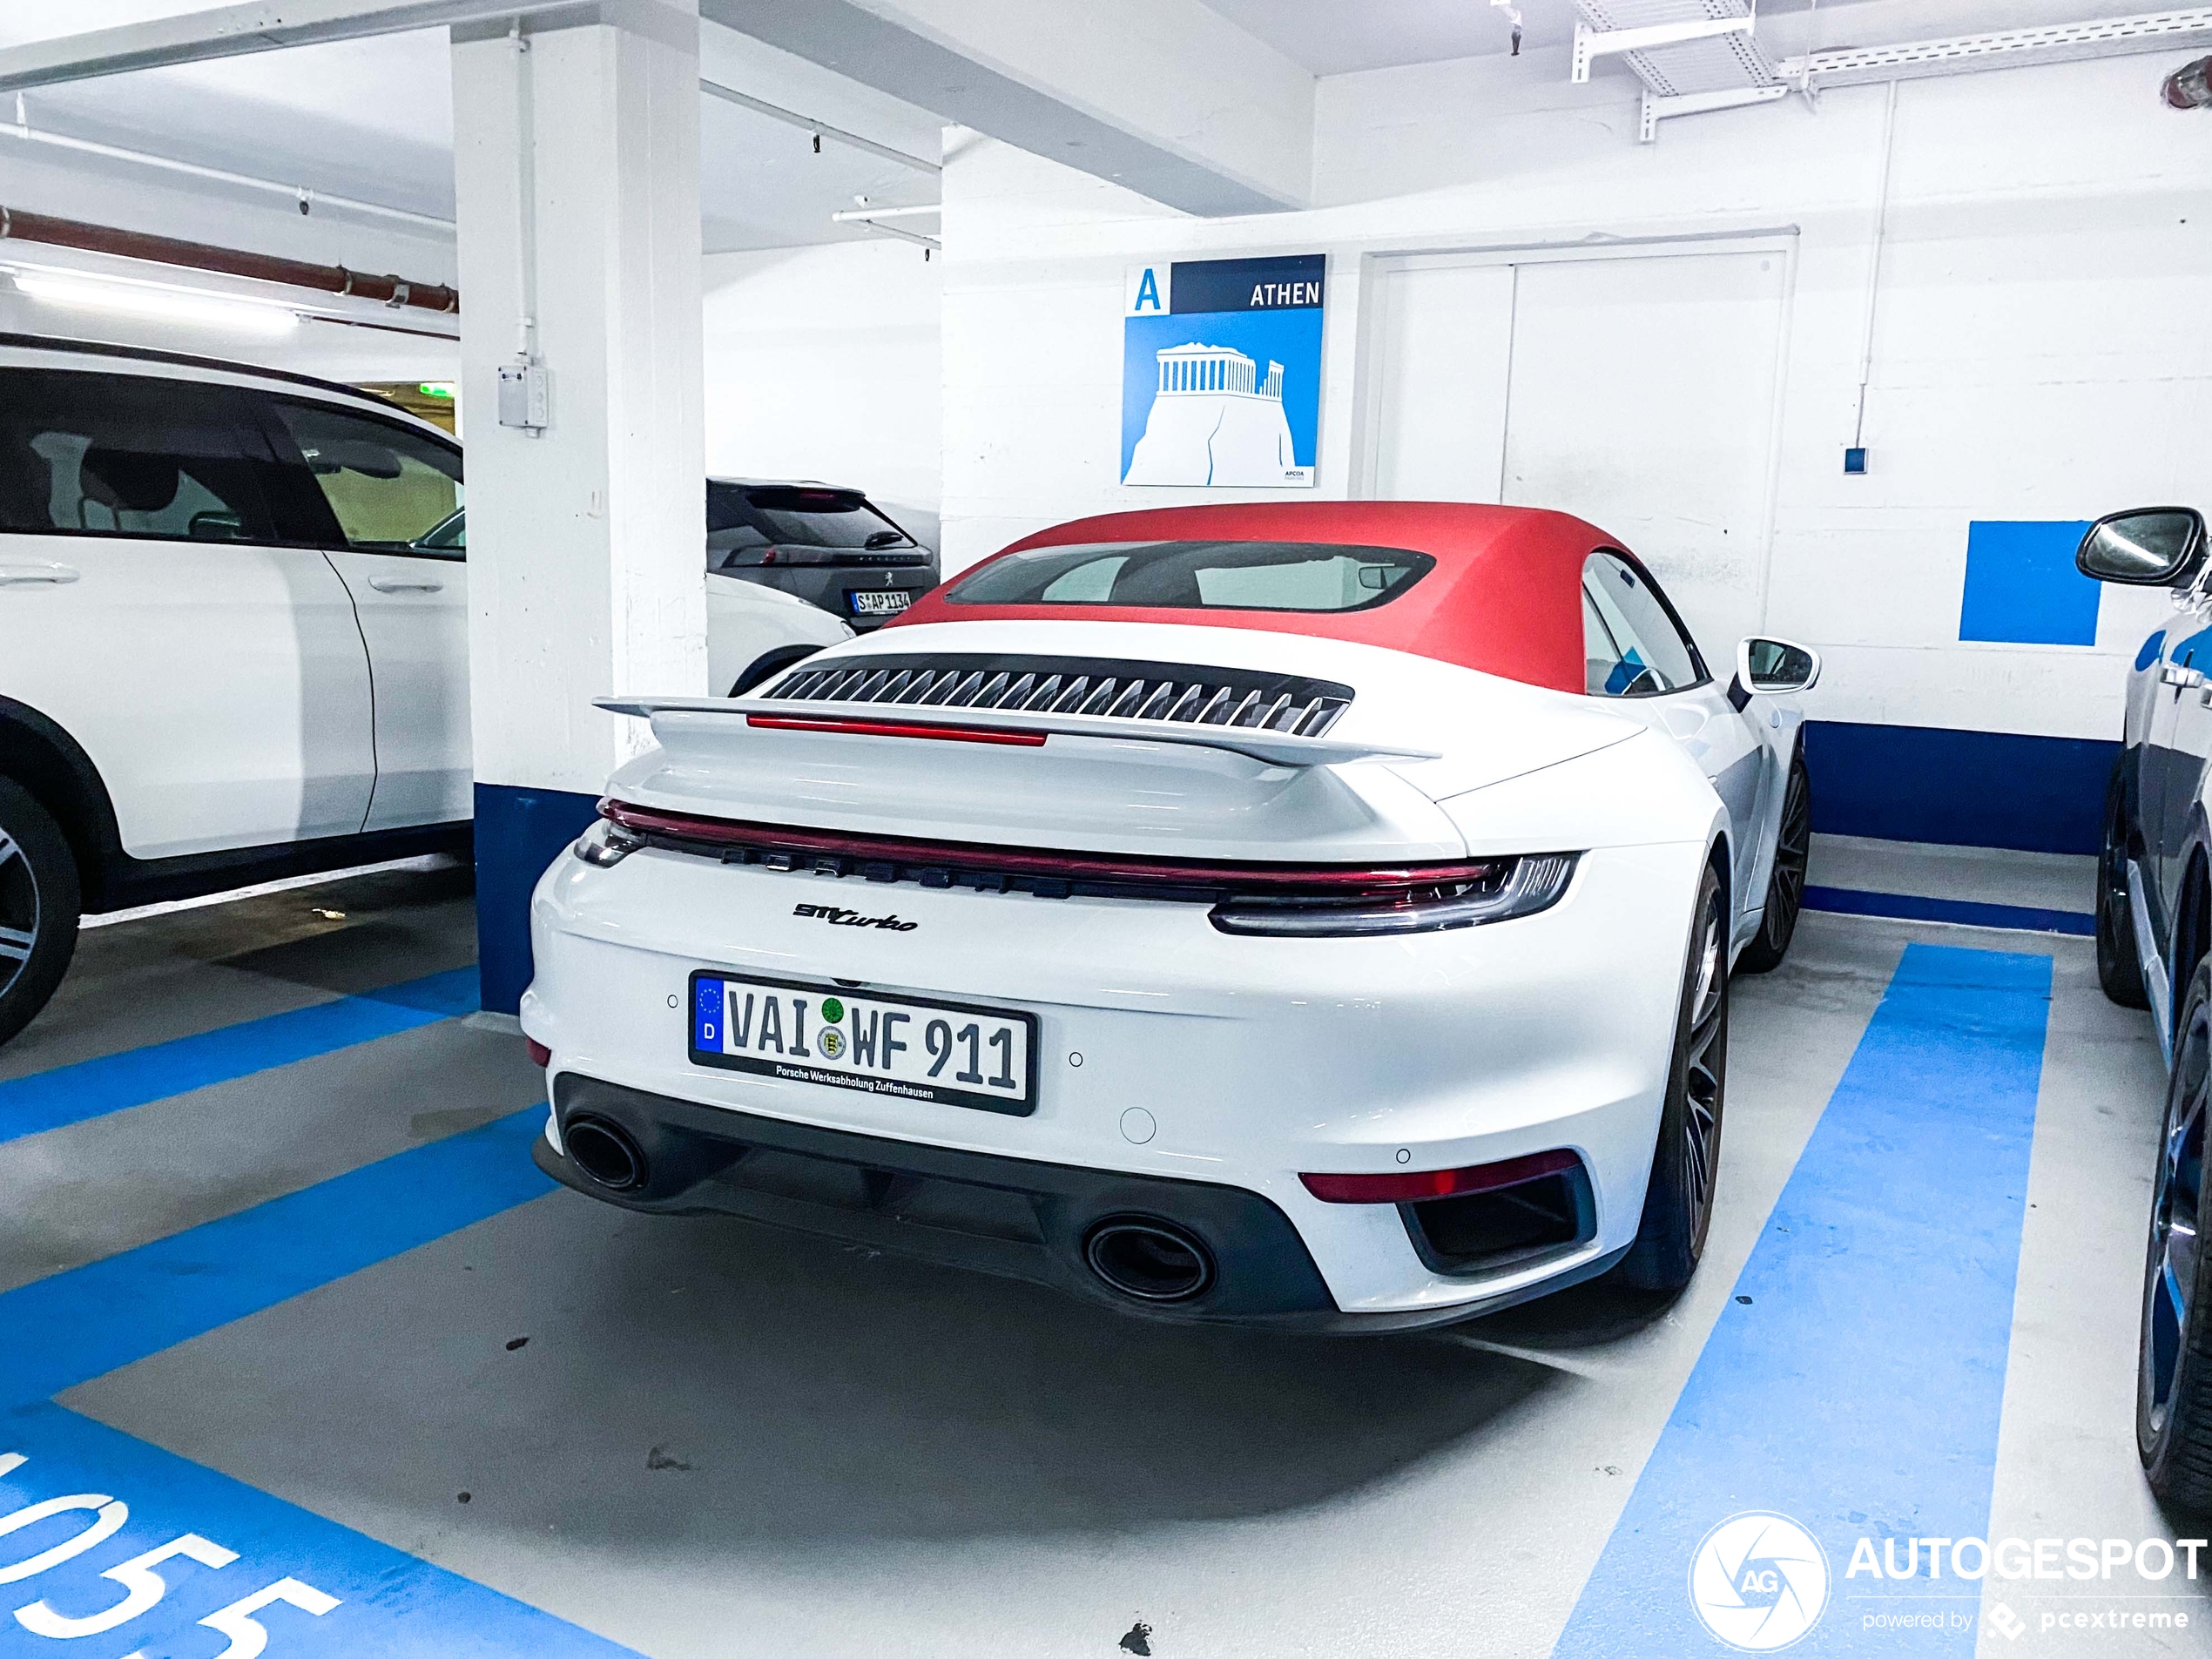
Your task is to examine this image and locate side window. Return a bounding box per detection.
[266,400,463,556]
[0,369,274,543]
[1581,550,1703,697]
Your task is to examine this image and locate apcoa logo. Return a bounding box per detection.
[1689,1512,1831,1652]
[792,903,917,932]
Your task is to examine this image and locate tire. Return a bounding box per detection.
[1736,750,1811,975]
[1618,861,1730,1292]
[2100,760,2153,1010]
[730,644,825,698]
[2140,959,2212,1511]
[0,777,81,1050]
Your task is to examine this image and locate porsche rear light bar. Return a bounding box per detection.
[588,802,1578,933]
[1300,1149,1581,1204]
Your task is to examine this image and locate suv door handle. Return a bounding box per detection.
[368,575,444,594]
[0,563,78,585]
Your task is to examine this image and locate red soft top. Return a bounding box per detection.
[887,502,1613,696]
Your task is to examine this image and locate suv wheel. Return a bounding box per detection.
[0,778,81,1049]
[2099,761,2153,1009]
[2141,959,2212,1510]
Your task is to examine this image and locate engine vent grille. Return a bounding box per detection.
[760,653,1354,738]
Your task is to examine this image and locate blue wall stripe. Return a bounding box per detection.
[0,1108,637,1656]
[475,784,600,1018]
[1554,944,2052,1656]
[1804,886,2096,938]
[0,968,477,1146]
[1804,721,2115,856]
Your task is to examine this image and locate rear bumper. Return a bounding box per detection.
[536,1075,1627,1332]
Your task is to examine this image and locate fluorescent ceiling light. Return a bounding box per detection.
[8,268,299,335]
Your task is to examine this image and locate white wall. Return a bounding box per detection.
[702,239,942,550]
[939,51,2212,745]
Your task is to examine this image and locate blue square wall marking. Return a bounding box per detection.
[1959,520,2098,646]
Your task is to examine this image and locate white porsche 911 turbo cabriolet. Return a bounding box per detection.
[520,502,1819,1331]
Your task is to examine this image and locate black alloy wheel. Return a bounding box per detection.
[1736,752,1811,975]
[2099,761,2153,1009]
[2141,960,2212,1511]
[0,778,80,1050]
[1620,862,1730,1291]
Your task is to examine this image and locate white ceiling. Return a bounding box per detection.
[0,5,942,253]
[1197,0,2184,77]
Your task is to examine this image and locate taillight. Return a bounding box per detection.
[1210,853,1575,938]
[1300,1149,1581,1204]
[572,819,644,867]
[525,1038,551,1069]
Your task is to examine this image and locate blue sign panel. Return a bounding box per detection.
[1121,255,1325,489]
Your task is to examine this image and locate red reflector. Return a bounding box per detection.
[525,1038,551,1069]
[745,713,1048,747]
[1299,1148,1580,1204]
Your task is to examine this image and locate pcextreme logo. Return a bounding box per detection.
[1689,1512,1831,1651]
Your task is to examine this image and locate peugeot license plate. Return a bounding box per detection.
[849,590,913,617]
[688,970,1036,1116]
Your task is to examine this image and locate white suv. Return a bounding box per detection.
[0,334,850,1046]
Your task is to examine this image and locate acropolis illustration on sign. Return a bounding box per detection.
[1123,342,1300,486]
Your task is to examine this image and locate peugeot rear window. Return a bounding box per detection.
[705,483,914,559]
[948,539,1435,613]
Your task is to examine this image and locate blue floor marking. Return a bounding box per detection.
[1805,885,2096,939]
[0,968,478,1146]
[0,1109,642,1656]
[1554,944,2053,1657]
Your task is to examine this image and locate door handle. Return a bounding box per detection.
[0,563,78,585]
[2164,664,2205,691]
[368,575,444,594]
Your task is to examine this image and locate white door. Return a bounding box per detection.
[255,395,472,829]
[1500,251,1788,656]
[1362,260,1515,502]
[0,368,374,858]
[1582,550,1771,931]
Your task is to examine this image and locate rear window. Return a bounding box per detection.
[705,483,914,562]
[948,540,1434,613]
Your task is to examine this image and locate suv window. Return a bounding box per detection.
[1582,550,1704,697]
[0,369,274,543]
[266,399,463,555]
[705,483,913,567]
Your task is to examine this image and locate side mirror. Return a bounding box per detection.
[1737,636,1820,696]
[2077,507,2206,587]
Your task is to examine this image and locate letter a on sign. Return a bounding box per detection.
[1126,266,1163,315]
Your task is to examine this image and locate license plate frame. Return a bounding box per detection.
[687,969,1039,1116]
[847,589,914,617]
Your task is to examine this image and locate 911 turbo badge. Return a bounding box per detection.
[792,901,918,932]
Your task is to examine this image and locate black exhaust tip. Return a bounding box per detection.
[1083,1217,1215,1303]
[563,1115,646,1192]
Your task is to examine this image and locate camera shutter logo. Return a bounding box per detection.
[1688,1512,1830,1651]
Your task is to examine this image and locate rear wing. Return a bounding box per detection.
[595,696,1440,769]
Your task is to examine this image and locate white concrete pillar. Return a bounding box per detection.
[452,0,706,1012]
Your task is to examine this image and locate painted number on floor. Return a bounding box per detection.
[0,1452,340,1654]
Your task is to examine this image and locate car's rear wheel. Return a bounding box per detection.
[1619,861,1730,1292]
[1735,750,1810,975]
[2100,761,2153,1010]
[2140,959,2212,1510]
[0,778,80,1049]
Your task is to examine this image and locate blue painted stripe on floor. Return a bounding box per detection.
[1804,885,2096,937]
[0,1108,549,1404]
[1554,944,2053,1657]
[0,1108,636,1655]
[0,968,478,1146]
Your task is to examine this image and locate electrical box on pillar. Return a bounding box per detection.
[496,361,549,432]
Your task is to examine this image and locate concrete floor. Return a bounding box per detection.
[0,862,2195,1657]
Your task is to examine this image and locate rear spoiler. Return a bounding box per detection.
[595,696,1440,769]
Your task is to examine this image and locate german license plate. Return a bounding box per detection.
[688,970,1036,1116]
[849,590,914,617]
